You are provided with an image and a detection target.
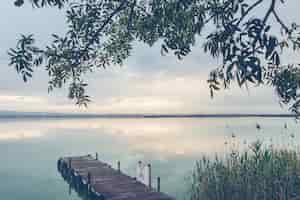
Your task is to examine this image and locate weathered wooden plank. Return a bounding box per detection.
[57,155,175,200]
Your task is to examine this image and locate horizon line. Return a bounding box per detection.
[0,111,297,119]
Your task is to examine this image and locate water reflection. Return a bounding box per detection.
[0,117,299,200]
[0,118,247,156]
[0,130,42,140]
[57,160,91,200]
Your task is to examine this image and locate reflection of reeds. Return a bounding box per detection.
[188,140,300,200]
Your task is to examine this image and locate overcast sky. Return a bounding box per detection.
[0,1,299,114]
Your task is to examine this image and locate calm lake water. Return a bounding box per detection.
[0,117,299,200]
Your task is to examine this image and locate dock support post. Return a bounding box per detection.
[157,177,161,192]
[147,164,152,188]
[87,172,91,196]
[57,158,61,171]
[95,153,98,160]
[117,161,121,173]
[68,158,72,169]
[68,159,72,180]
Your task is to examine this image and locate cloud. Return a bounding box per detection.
[0,95,45,104]
[0,59,287,114]
[0,2,297,114]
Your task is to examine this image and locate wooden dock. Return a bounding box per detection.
[57,155,175,200]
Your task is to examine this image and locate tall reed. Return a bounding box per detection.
[188,141,300,200]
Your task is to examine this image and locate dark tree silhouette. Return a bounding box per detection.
[8,0,300,113]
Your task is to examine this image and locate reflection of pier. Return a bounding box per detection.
[57,155,174,200]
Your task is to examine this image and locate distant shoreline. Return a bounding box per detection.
[143,114,297,118]
[0,113,297,119]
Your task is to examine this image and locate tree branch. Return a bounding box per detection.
[127,0,137,32]
[263,0,276,25]
[272,10,290,33]
[237,0,264,25]
[88,0,129,47]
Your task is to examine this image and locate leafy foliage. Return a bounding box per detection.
[14,0,68,8]
[8,0,300,112]
[8,35,42,82]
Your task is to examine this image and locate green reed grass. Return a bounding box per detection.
[188,141,300,200]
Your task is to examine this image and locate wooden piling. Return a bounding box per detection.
[87,172,91,195]
[147,164,152,188]
[117,161,121,173]
[68,158,72,169]
[157,177,161,192]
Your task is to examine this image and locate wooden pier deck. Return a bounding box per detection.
[57,155,175,200]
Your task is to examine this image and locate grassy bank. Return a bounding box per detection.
[188,141,300,200]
